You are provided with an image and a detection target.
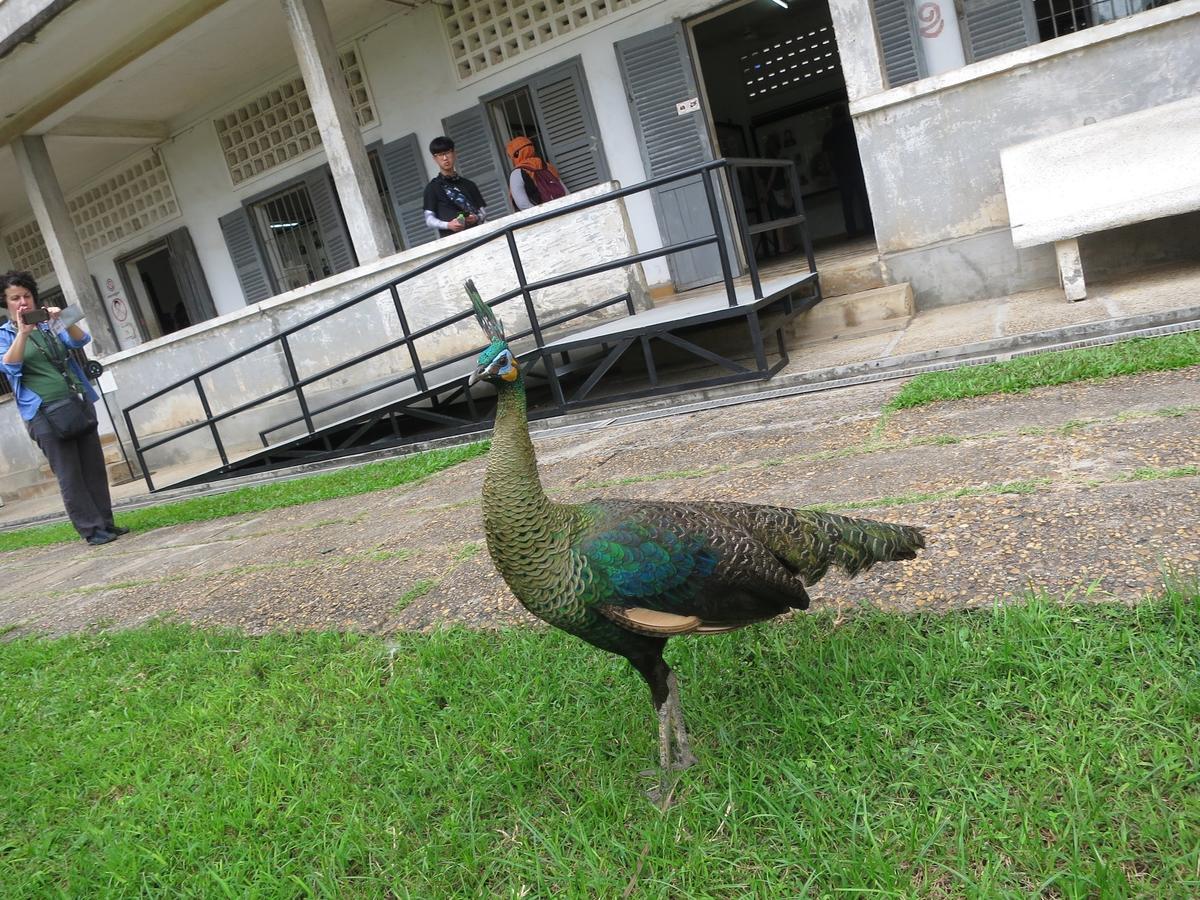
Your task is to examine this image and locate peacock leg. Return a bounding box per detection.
[653,702,674,799]
[665,672,698,771]
[629,648,677,802]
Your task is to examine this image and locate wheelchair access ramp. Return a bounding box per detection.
[124,158,822,491]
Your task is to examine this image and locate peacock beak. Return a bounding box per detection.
[470,357,505,385]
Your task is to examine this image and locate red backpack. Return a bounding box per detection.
[523,167,567,204]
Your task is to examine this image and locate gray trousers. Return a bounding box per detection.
[26,408,114,540]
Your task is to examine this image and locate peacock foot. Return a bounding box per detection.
[669,749,698,771]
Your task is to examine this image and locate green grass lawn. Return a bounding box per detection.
[886,332,1200,413]
[3,586,1197,897]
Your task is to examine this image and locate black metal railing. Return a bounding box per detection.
[123,156,813,490]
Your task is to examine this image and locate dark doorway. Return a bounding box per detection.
[136,249,188,335]
[116,227,216,343]
[691,0,872,258]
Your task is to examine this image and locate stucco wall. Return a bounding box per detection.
[104,181,648,479]
[851,10,1200,306]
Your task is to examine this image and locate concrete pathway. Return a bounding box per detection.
[1,362,1196,638]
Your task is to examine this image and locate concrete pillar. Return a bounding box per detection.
[11,135,118,355]
[1055,239,1087,301]
[280,0,393,265]
[827,0,887,103]
[914,1,967,76]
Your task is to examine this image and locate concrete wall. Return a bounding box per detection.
[850,8,1200,307]
[101,181,647,479]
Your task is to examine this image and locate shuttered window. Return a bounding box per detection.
[615,23,724,291]
[873,0,1043,84]
[480,57,609,197]
[218,208,274,304]
[874,0,925,88]
[219,165,362,304]
[377,134,437,250]
[963,0,1038,61]
[442,106,513,216]
[526,60,609,190]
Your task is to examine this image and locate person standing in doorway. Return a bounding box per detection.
[505,136,568,211]
[423,136,489,239]
[822,105,873,238]
[0,270,127,546]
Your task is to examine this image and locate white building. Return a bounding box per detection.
[1,0,1197,495]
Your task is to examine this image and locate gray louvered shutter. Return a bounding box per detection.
[218,207,274,304]
[165,226,216,323]
[442,106,512,216]
[963,0,1037,62]
[874,0,925,88]
[616,23,723,291]
[379,133,436,249]
[303,166,357,274]
[528,58,609,192]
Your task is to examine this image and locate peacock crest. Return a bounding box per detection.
[467,279,519,383]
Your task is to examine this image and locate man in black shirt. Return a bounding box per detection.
[423,136,489,239]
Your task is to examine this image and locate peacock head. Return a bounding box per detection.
[466,279,520,385]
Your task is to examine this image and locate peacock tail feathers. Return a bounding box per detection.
[682,502,924,585]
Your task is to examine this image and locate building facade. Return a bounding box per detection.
[0,0,1197,493]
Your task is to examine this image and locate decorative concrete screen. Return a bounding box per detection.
[70,151,179,257]
[215,48,375,185]
[3,149,179,270]
[743,25,840,101]
[441,0,647,79]
[2,221,52,279]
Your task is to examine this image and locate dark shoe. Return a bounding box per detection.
[107,525,131,536]
[86,530,117,546]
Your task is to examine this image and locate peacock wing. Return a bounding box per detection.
[574,500,810,633]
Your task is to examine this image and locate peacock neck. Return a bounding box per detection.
[482,377,555,525]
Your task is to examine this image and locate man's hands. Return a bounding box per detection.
[447,214,479,233]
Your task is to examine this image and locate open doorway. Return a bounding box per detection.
[116,227,216,343]
[123,245,188,339]
[691,0,872,262]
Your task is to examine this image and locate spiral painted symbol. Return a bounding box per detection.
[917,2,945,38]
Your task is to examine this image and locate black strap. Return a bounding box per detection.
[28,327,86,395]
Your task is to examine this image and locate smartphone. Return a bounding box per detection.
[22,308,50,325]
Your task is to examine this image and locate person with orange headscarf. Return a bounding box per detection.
[506,136,568,211]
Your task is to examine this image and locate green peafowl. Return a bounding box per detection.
[465,280,925,796]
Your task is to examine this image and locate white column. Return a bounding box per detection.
[827,0,888,103]
[913,1,967,76]
[12,135,118,355]
[279,0,393,264]
[1055,239,1087,301]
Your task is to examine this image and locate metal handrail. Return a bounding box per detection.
[124,156,812,489]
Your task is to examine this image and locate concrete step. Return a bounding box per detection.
[99,432,142,484]
[4,433,143,504]
[816,250,886,298]
[789,283,914,347]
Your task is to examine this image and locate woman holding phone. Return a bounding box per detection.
[1,270,126,545]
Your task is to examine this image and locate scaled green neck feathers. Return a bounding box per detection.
[481,376,575,597]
